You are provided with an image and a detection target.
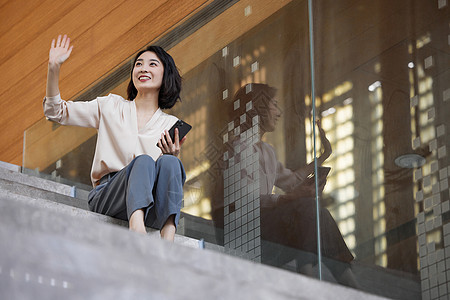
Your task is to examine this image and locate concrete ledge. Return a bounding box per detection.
[0,188,197,247]
[0,194,387,300]
[0,174,201,248]
[0,167,76,197]
[0,161,21,172]
[0,178,88,210]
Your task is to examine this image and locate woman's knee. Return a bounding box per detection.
[157,155,185,181]
[157,155,181,169]
[133,154,156,167]
[158,154,179,163]
[129,155,157,175]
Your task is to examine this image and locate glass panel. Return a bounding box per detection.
[170,0,317,266]
[313,0,450,298]
[23,117,96,190]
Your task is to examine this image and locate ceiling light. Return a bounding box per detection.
[394,154,426,168]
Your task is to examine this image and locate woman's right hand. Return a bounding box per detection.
[49,34,73,66]
[46,35,73,97]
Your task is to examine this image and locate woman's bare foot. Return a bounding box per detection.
[161,215,176,241]
[129,209,147,234]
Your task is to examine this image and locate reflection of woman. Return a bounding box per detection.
[43,35,186,241]
[233,83,358,287]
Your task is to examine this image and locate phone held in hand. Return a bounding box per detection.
[157,120,192,147]
[317,166,331,178]
[305,166,331,184]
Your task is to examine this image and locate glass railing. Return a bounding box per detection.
[22,0,450,298]
[23,116,96,190]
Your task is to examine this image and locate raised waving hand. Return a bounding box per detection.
[46,34,73,97]
[49,34,73,66]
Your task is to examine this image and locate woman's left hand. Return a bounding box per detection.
[157,128,186,157]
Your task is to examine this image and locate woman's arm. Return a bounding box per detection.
[293,119,332,180]
[46,35,73,97]
[44,35,100,128]
[316,119,332,164]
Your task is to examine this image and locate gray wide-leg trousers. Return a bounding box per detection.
[88,154,186,230]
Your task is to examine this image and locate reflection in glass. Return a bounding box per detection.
[216,83,359,287]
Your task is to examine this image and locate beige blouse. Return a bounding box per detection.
[43,93,178,187]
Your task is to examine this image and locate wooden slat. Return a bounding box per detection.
[10,153,22,166]
[0,0,83,64]
[0,0,42,36]
[0,0,135,86]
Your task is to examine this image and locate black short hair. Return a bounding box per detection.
[127,46,182,109]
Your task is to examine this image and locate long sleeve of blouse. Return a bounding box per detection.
[254,142,306,207]
[43,93,178,186]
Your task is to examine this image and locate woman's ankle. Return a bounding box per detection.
[129,209,146,234]
[160,215,176,241]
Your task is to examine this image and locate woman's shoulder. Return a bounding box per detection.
[95,94,133,117]
[96,94,133,110]
[97,93,128,103]
[255,141,277,156]
[158,110,178,122]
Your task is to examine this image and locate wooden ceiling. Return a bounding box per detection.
[0,0,448,167]
[0,0,211,165]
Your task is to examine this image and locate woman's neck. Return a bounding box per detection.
[259,128,266,140]
[134,91,159,113]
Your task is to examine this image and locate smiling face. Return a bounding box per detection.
[131,51,164,95]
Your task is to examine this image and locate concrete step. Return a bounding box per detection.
[0,193,385,300]
[0,164,218,244]
[0,173,212,244]
[0,177,88,210]
[0,179,198,247]
[0,163,223,244]
[0,165,90,200]
[0,161,21,172]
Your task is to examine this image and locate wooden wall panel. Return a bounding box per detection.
[0,0,42,36]
[0,0,209,165]
[0,1,82,64]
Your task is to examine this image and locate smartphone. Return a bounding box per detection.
[305,166,331,184]
[157,120,192,146]
[317,166,331,178]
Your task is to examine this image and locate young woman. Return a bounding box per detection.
[44,34,186,241]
